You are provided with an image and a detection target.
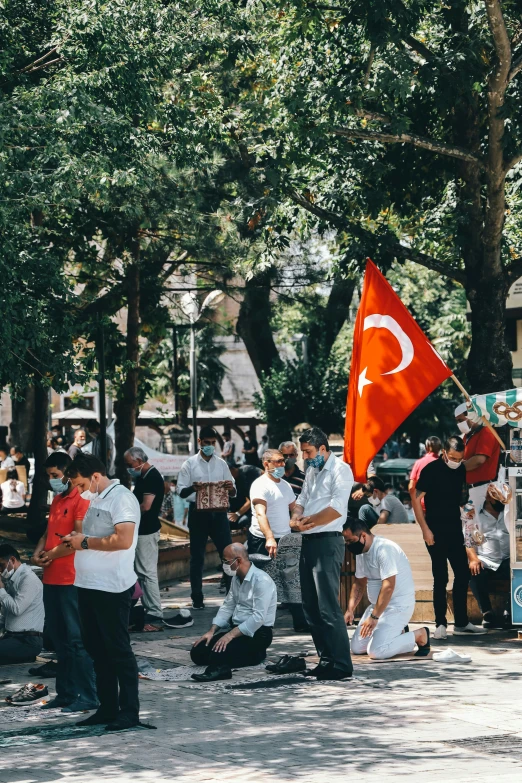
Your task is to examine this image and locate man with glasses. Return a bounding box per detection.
[279,441,306,497]
[190,543,276,682]
[412,435,485,639]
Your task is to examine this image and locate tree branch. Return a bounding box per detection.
[362,44,376,87]
[485,0,512,85]
[332,127,485,167]
[509,52,522,82]
[288,191,467,285]
[505,152,522,172]
[20,46,59,73]
[354,108,391,123]
[403,35,438,62]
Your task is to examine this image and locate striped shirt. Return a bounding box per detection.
[0,564,44,633]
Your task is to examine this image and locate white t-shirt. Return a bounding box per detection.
[1,480,26,508]
[74,481,141,593]
[249,474,295,539]
[355,536,415,608]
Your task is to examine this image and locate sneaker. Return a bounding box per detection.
[163,609,194,629]
[7,683,48,705]
[453,622,487,635]
[433,625,448,640]
[192,601,205,610]
[28,661,57,678]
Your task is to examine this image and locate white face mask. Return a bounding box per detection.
[445,458,462,470]
[222,558,238,577]
[80,478,99,501]
[457,420,471,435]
[1,564,14,580]
[368,496,381,507]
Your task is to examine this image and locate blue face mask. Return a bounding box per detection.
[201,445,215,457]
[271,466,286,479]
[49,477,68,493]
[127,467,142,479]
[306,454,325,470]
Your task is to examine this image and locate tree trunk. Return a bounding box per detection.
[307,274,356,358]
[10,387,36,453]
[237,270,280,378]
[26,383,50,539]
[114,258,140,486]
[466,272,512,393]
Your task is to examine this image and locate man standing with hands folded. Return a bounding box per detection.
[290,427,354,680]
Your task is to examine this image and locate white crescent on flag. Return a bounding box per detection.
[358,314,415,397]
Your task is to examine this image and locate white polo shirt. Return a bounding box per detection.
[74,480,140,593]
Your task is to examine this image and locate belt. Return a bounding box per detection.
[6,631,43,637]
[468,480,491,488]
[302,531,342,539]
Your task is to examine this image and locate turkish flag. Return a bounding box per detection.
[344,260,452,481]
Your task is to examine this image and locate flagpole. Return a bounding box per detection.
[450,375,506,449]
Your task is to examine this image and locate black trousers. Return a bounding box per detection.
[190,625,273,669]
[0,633,41,664]
[470,558,510,615]
[77,587,139,720]
[300,534,352,674]
[426,528,469,627]
[188,506,232,603]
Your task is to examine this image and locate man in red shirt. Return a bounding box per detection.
[409,436,442,507]
[31,452,98,712]
[455,403,501,509]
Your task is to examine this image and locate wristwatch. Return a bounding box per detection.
[370,612,380,621]
[80,536,89,550]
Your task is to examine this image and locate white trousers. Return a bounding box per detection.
[468,484,488,512]
[351,601,416,660]
[134,531,163,618]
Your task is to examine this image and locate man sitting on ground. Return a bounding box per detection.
[190,543,276,682]
[358,476,409,528]
[0,544,44,664]
[465,484,511,629]
[343,517,430,660]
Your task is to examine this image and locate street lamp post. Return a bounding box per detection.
[180,289,225,454]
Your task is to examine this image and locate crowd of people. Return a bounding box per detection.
[0,403,512,729]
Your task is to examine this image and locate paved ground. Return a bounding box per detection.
[1,575,522,783]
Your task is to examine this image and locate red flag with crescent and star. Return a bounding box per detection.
[344,260,452,482]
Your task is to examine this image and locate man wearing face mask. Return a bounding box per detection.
[61,453,141,731]
[290,427,354,681]
[343,517,430,659]
[190,543,277,681]
[67,429,86,459]
[465,484,511,629]
[358,476,409,527]
[177,426,236,610]
[0,544,44,664]
[455,402,501,509]
[30,452,97,711]
[412,436,485,639]
[279,441,306,497]
[124,447,165,625]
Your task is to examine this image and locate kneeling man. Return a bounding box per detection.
[343,518,430,659]
[191,543,276,682]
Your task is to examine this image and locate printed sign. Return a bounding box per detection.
[511,569,522,625]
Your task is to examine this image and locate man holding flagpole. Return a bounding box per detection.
[455,403,501,509]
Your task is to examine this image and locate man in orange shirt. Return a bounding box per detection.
[32,452,98,712]
[455,403,501,509]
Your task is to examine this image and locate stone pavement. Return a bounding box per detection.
[1,574,522,783]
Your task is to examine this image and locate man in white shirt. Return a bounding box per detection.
[343,517,430,659]
[290,427,354,680]
[63,453,141,732]
[177,426,236,609]
[0,448,15,469]
[0,544,44,664]
[190,543,276,681]
[249,449,307,631]
[465,485,510,629]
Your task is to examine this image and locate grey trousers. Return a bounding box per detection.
[300,534,353,674]
[134,531,163,618]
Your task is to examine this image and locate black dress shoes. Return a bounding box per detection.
[315,666,352,681]
[303,662,331,677]
[191,665,232,682]
[265,655,306,674]
[76,710,117,727]
[105,714,140,732]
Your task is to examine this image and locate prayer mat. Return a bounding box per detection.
[0,721,150,747]
[0,705,70,725]
[139,662,267,682]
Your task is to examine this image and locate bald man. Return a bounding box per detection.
[190,543,277,682]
